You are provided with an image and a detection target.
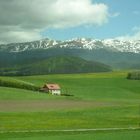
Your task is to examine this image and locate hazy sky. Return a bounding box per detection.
[0,0,140,43]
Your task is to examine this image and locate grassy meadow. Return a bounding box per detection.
[1,130,140,140]
[0,71,140,139]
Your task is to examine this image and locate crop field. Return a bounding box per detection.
[0,71,140,139]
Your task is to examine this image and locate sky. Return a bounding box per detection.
[0,0,140,44]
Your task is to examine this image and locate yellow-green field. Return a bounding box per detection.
[0,71,140,139]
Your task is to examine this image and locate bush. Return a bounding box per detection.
[0,79,40,91]
[61,93,74,96]
[127,71,140,80]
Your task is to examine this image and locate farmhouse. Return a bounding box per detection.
[41,84,61,95]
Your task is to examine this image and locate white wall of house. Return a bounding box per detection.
[49,90,61,95]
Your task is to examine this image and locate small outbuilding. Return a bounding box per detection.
[40,84,61,95]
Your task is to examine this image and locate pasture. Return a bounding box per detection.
[1,130,140,140]
[0,71,140,139]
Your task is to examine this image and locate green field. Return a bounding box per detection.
[0,71,140,139]
[0,130,140,140]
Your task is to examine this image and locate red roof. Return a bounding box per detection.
[45,84,60,90]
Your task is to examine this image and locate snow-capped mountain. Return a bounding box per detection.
[0,38,59,52]
[0,38,140,53]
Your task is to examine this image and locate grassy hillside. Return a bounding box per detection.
[0,71,140,139]
[0,71,140,101]
[0,48,140,69]
[0,77,39,91]
[0,56,111,76]
[13,71,140,101]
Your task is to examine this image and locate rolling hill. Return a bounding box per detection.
[0,56,112,76]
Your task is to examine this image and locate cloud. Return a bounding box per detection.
[0,0,109,43]
[110,12,120,17]
[0,28,41,44]
[116,27,140,41]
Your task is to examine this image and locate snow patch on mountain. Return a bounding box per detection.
[0,38,140,53]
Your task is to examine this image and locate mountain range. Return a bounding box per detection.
[0,38,140,53]
[0,38,140,73]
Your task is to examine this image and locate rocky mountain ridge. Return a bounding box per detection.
[0,38,140,53]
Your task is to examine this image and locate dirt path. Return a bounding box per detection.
[0,100,119,112]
